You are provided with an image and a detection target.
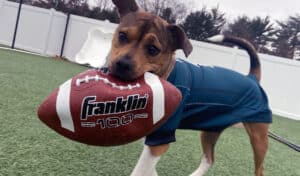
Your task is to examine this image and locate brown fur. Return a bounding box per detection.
[108,5,192,81]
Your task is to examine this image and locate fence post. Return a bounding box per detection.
[11,0,23,49]
[43,8,55,55]
[60,13,70,58]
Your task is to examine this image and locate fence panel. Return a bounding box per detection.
[63,15,116,60]
[44,10,66,56]
[0,0,18,46]
[14,4,52,53]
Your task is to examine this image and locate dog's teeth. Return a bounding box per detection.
[207,35,224,42]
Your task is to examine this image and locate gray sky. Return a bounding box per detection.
[193,0,300,21]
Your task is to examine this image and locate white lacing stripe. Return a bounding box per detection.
[144,72,165,124]
[56,79,75,132]
[76,75,141,90]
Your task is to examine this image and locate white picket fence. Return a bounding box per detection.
[0,0,299,120]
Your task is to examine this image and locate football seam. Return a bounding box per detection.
[76,75,141,90]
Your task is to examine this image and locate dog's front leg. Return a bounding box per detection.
[131,144,169,176]
[131,145,160,176]
[189,156,212,176]
[189,131,221,176]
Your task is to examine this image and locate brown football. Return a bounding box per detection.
[37,69,182,146]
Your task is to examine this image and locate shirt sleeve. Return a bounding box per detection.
[145,86,190,146]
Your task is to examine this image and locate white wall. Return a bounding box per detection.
[261,56,300,120]
[0,0,299,120]
[0,0,116,57]
[0,0,18,46]
[44,9,67,56]
[15,4,53,53]
[63,15,116,60]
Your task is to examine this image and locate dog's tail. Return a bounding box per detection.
[207,35,261,82]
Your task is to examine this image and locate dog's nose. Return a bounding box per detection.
[116,56,133,72]
[111,56,136,81]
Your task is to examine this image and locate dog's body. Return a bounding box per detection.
[145,58,272,144]
[108,1,272,175]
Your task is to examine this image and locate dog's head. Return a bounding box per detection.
[108,0,193,81]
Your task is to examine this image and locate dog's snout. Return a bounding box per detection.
[111,55,137,81]
[116,56,133,71]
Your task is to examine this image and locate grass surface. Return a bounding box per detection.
[0,48,299,176]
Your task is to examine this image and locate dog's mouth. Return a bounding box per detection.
[108,61,156,81]
[109,66,139,81]
[112,72,138,81]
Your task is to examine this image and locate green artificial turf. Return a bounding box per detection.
[0,48,299,176]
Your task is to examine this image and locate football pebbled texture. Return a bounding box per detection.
[37,69,182,146]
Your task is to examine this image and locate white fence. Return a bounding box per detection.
[0,0,299,120]
[0,0,116,57]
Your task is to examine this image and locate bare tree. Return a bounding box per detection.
[170,1,189,23]
[136,0,191,23]
[94,0,112,11]
[137,0,149,11]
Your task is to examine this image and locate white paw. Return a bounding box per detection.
[189,156,211,176]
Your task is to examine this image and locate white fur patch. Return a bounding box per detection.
[189,156,212,176]
[131,145,161,176]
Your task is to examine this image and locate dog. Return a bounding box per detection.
[108,0,272,176]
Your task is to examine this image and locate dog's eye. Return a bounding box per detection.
[147,45,160,56]
[119,32,128,43]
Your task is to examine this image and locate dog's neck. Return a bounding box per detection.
[158,57,176,80]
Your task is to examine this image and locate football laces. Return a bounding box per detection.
[75,75,141,90]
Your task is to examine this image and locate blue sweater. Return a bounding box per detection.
[145,58,272,146]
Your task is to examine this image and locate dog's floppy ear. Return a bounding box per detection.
[168,25,193,57]
[112,0,139,18]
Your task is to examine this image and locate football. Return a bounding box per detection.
[37,68,182,146]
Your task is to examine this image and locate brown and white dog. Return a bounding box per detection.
[107,0,271,176]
